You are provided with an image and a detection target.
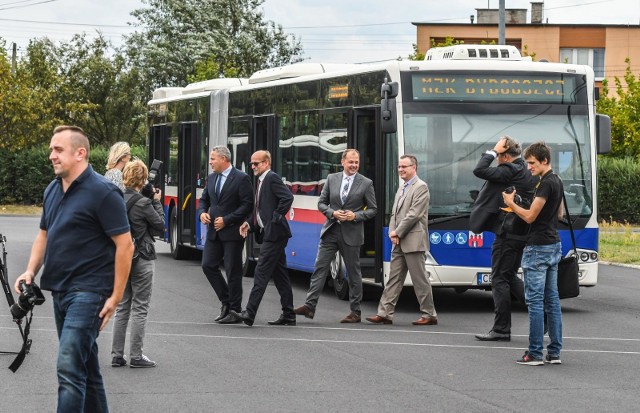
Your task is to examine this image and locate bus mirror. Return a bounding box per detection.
[381,97,397,133]
[380,80,399,99]
[596,114,611,154]
[381,78,399,133]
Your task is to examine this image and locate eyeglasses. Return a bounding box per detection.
[397,164,415,169]
[250,161,264,166]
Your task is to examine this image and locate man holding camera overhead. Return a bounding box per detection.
[15,125,134,412]
[470,136,537,342]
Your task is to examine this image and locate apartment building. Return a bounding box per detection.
[413,2,640,95]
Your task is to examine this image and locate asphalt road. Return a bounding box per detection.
[1,216,639,412]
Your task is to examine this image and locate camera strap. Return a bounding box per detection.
[8,310,33,373]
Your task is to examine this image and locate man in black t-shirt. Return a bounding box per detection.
[503,142,564,366]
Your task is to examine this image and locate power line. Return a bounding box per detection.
[0,0,58,11]
[0,17,132,28]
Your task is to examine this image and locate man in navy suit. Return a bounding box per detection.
[236,150,295,326]
[198,146,253,324]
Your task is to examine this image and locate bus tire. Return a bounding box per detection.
[331,252,349,301]
[170,207,189,260]
[242,242,256,278]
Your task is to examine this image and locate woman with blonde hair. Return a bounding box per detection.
[104,141,132,191]
[111,159,164,368]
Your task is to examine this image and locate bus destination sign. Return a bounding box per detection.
[411,73,579,104]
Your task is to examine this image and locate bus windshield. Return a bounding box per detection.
[403,109,593,219]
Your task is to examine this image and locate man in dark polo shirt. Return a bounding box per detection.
[15,125,134,412]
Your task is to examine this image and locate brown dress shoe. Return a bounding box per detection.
[293,305,315,319]
[412,316,438,326]
[340,312,361,323]
[365,315,392,325]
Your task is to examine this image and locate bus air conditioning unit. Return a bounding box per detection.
[425,44,523,61]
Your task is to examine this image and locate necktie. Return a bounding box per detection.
[215,173,222,198]
[402,181,409,196]
[253,179,262,226]
[341,176,351,203]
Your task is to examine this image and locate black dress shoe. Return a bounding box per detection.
[475,330,511,341]
[215,304,230,322]
[267,315,296,326]
[238,310,254,327]
[218,310,243,324]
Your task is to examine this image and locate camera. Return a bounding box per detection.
[10,280,45,321]
[141,159,163,199]
[503,186,530,208]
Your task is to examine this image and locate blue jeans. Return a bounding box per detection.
[53,290,109,413]
[521,242,563,360]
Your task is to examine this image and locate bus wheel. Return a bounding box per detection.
[170,207,189,260]
[242,242,256,278]
[331,252,349,301]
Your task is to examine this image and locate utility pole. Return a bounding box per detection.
[11,43,17,74]
[498,0,506,45]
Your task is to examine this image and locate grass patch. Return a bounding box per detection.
[0,204,42,215]
[599,220,640,264]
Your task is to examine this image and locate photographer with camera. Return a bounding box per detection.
[470,136,537,342]
[15,126,134,412]
[111,159,164,368]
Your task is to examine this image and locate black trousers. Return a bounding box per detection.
[490,235,526,334]
[202,238,244,312]
[245,238,294,319]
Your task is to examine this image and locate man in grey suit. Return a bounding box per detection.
[294,149,377,323]
[366,155,437,325]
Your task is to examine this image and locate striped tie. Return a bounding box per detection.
[341,177,351,203]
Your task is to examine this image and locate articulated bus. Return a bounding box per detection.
[147,44,610,299]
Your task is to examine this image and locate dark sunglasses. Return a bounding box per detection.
[250,161,264,166]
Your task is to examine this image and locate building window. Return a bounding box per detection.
[560,48,605,79]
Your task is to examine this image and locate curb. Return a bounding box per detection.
[599,261,640,270]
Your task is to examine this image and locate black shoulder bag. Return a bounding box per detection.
[557,193,580,299]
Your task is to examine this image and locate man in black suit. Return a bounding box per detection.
[470,136,537,341]
[198,146,253,324]
[235,150,295,326]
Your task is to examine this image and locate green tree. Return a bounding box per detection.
[55,34,147,145]
[0,38,65,150]
[126,0,304,90]
[597,58,640,158]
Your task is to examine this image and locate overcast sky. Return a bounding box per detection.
[1,0,639,63]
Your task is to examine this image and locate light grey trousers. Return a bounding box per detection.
[111,258,154,359]
[378,249,436,320]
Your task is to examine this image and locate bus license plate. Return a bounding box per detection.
[477,272,492,286]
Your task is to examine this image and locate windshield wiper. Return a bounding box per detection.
[428,214,471,225]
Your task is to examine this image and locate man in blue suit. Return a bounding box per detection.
[198,146,253,324]
[237,150,295,326]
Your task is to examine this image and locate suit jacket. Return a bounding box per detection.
[198,168,253,242]
[389,177,429,253]
[250,170,294,243]
[318,172,377,247]
[469,154,537,234]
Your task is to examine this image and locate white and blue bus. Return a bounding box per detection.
[147,44,610,299]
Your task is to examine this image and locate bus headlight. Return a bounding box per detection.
[570,248,598,263]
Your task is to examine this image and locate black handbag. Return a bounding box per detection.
[557,194,580,299]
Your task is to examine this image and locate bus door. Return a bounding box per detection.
[176,122,201,251]
[149,124,169,194]
[250,115,277,158]
[351,108,384,283]
[244,115,277,269]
